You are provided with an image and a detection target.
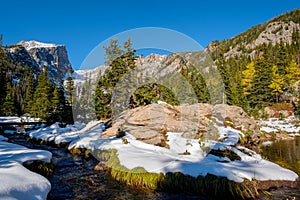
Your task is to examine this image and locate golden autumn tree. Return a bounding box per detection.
[285,59,300,86]
[269,65,284,102]
[241,61,255,96]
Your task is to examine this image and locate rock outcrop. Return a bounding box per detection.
[264,103,295,118]
[101,103,258,146]
[223,21,300,59]
[4,40,72,83]
[205,9,300,60]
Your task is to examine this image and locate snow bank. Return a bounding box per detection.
[0,140,52,199]
[0,116,20,123]
[70,125,298,183]
[25,121,103,145]
[260,117,300,133]
[0,116,41,123]
[0,135,8,141]
[22,118,299,184]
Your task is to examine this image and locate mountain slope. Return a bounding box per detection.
[206,9,300,60]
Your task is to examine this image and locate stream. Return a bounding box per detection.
[2,131,300,199]
[4,133,206,200]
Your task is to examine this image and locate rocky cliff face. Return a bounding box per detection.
[205,9,300,60]
[4,40,72,82]
[223,21,300,59]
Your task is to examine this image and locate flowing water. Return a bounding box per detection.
[3,133,206,200]
[2,131,300,199]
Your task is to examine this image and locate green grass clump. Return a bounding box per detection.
[23,160,54,177]
[94,149,259,199]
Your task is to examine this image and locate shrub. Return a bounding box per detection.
[278,112,285,120]
[116,128,126,138]
[122,137,128,144]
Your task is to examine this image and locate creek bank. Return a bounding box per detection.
[10,103,300,199]
[4,132,185,200]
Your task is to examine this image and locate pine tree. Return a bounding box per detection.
[248,59,273,108]
[217,57,237,104]
[103,38,125,65]
[31,69,53,121]
[2,83,16,116]
[64,68,74,124]
[23,70,34,113]
[51,79,66,123]
[65,68,74,106]
[133,83,179,106]
[269,65,284,102]
[12,82,22,115]
[95,38,136,119]
[180,65,210,104]
[0,48,7,114]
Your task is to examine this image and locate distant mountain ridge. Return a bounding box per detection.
[74,9,300,86]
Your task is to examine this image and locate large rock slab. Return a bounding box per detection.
[101,103,258,146]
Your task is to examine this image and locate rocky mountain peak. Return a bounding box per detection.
[136,53,168,65]
[5,40,72,83]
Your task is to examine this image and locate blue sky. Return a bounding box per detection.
[1,0,299,69]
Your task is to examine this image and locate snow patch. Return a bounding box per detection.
[0,116,40,123]
[262,141,273,146]
[25,121,103,145]
[260,117,300,133]
[19,40,60,51]
[0,140,52,199]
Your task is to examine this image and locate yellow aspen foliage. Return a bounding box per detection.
[285,59,300,85]
[241,61,255,96]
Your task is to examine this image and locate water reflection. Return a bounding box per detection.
[260,137,300,199]
[261,137,300,176]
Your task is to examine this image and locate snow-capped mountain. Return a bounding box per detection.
[20,40,58,50]
[5,40,72,83]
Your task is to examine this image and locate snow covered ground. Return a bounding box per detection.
[260,117,300,136]
[0,116,41,123]
[25,121,104,145]
[69,125,298,183]
[3,116,298,189]
[0,135,52,200]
